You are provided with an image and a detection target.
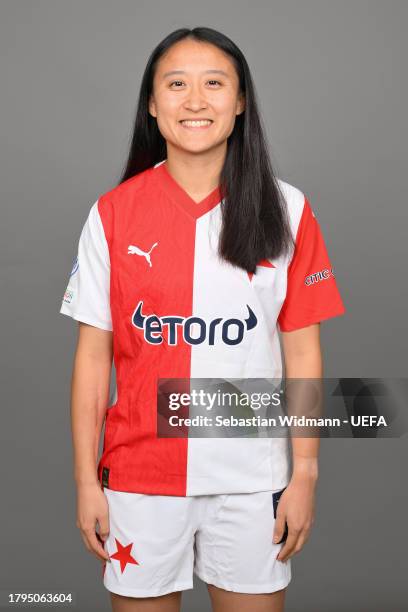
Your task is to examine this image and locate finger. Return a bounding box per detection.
[273,514,287,543]
[96,532,112,564]
[278,526,310,562]
[284,533,308,560]
[83,527,110,562]
[276,530,299,561]
[97,512,110,543]
[79,528,107,563]
[79,529,92,553]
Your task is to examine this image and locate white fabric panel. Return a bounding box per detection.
[59,200,112,331]
[185,181,305,495]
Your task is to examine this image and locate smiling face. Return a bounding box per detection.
[149,38,245,156]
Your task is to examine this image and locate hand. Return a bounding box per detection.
[76,482,111,563]
[273,473,317,562]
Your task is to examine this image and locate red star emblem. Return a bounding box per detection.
[110,538,140,573]
[247,259,276,282]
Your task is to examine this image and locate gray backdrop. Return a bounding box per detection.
[1,1,407,611]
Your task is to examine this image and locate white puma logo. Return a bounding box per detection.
[127,242,158,267]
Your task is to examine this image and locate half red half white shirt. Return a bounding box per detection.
[59,160,346,496]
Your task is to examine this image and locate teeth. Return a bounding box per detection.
[181,120,212,127]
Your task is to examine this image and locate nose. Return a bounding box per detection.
[183,83,208,111]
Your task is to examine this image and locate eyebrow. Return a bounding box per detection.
[162,69,229,79]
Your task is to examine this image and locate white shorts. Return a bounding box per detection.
[101,487,291,598]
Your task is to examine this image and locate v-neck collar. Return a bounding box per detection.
[152,159,223,220]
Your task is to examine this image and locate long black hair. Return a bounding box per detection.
[118,27,294,275]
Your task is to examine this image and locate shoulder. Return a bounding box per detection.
[89,166,156,243]
[276,177,306,215]
[275,177,308,237]
[97,166,155,211]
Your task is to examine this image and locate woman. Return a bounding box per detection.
[60,27,345,612]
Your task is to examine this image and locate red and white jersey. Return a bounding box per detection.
[59,160,346,496]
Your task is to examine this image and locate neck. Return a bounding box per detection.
[164,143,226,201]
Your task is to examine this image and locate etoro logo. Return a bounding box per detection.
[131,300,257,346]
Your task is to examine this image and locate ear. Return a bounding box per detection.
[148,95,157,118]
[236,92,246,116]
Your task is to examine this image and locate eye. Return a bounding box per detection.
[169,79,222,88]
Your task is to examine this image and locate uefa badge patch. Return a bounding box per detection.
[70,255,79,276]
[63,288,74,304]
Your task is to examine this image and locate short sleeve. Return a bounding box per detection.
[277,196,346,332]
[59,200,112,331]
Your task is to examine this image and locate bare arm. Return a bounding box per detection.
[71,322,113,562]
[71,322,113,485]
[273,323,322,561]
[282,323,322,480]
